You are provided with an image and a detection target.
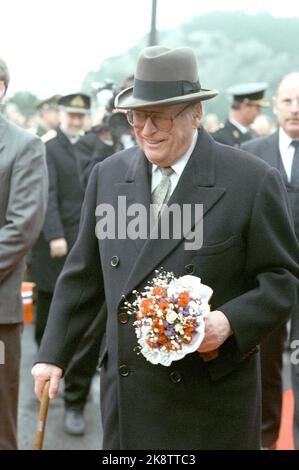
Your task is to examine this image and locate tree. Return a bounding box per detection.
[8,91,39,117]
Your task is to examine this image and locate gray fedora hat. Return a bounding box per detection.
[115,46,218,109]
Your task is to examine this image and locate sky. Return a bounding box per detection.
[1,0,299,97]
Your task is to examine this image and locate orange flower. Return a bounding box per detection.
[140,298,156,316]
[157,335,168,344]
[159,300,170,313]
[177,291,190,307]
[183,319,195,343]
[152,287,167,299]
[152,318,165,334]
[146,339,158,348]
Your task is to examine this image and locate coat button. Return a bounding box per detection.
[170,370,182,384]
[110,255,120,267]
[185,264,195,274]
[118,312,129,324]
[119,364,130,377]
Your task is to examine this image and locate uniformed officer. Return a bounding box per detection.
[31,93,94,436]
[34,95,61,137]
[213,82,268,148]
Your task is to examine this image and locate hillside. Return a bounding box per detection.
[82,11,299,119]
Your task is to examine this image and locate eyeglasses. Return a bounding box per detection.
[126,104,192,132]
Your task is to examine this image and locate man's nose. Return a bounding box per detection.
[142,116,157,134]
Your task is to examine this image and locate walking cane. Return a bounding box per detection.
[34,380,50,450]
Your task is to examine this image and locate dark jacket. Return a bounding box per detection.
[242,130,299,238]
[37,128,299,449]
[213,119,256,148]
[75,132,116,189]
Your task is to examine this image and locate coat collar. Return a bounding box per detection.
[117,127,226,305]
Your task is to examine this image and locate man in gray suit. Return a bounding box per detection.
[0,58,48,449]
[242,72,299,450]
[32,47,299,449]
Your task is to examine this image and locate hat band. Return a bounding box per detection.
[133,78,201,102]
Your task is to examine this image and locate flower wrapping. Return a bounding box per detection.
[126,270,213,366]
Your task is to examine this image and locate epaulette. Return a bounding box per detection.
[41,129,57,143]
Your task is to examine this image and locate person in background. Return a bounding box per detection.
[31,93,95,436]
[0,57,47,449]
[203,112,220,133]
[213,82,268,147]
[251,114,273,137]
[242,72,299,450]
[34,95,61,137]
[3,101,26,127]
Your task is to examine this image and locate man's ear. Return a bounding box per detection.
[192,103,202,128]
[0,81,6,102]
[272,96,278,117]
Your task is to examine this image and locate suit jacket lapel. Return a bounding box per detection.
[261,131,288,185]
[119,128,225,304]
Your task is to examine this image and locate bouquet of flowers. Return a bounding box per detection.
[125,270,213,366]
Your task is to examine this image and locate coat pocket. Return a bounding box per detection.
[196,235,244,256]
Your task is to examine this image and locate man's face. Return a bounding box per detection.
[132,103,202,166]
[273,77,299,139]
[42,108,60,129]
[59,110,86,135]
[241,103,261,126]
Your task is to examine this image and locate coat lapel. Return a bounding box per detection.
[119,128,225,304]
[113,147,152,254]
[261,131,288,185]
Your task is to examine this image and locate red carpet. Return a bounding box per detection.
[276,389,295,450]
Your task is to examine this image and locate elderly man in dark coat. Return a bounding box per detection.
[242,72,299,450]
[32,46,299,450]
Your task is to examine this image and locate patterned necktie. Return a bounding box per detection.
[291,140,299,188]
[151,166,174,219]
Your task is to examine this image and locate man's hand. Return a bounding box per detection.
[198,310,233,353]
[50,238,68,258]
[31,363,63,400]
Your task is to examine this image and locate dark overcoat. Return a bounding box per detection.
[37,128,299,449]
[242,131,299,352]
[31,128,85,292]
[242,130,299,238]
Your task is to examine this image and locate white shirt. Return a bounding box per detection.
[279,127,298,182]
[60,126,83,145]
[151,129,198,195]
[229,118,249,134]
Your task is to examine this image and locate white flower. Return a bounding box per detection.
[166,310,178,324]
[167,275,213,301]
[174,323,184,335]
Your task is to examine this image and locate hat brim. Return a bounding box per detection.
[115,86,218,110]
[61,106,89,114]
